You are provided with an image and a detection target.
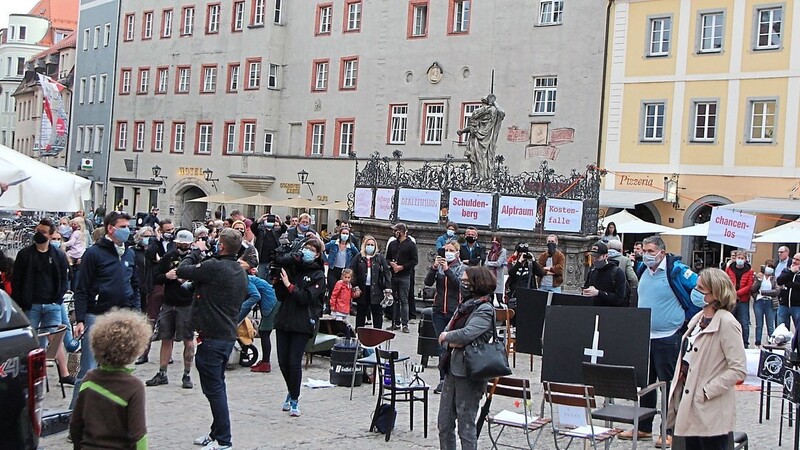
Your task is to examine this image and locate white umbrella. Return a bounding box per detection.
[600,210,640,227]
[186,192,240,203]
[229,193,277,206]
[320,200,349,211]
[0,145,91,211]
[662,222,710,236]
[601,209,674,234]
[753,221,800,243]
[272,197,327,209]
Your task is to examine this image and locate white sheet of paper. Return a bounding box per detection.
[567,425,613,437]
[557,405,587,427]
[493,410,538,425]
[302,378,335,389]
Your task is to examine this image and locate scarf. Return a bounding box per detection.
[448,295,491,332]
[488,243,501,261]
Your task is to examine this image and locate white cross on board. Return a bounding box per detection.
[583,315,605,363]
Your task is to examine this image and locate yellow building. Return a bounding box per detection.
[600,0,800,269]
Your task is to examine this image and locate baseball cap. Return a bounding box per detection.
[175,229,194,244]
[590,241,608,257]
[391,223,407,232]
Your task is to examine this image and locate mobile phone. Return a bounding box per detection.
[437,247,445,257]
[267,214,276,223]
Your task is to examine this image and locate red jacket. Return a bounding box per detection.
[725,264,754,303]
[330,280,352,314]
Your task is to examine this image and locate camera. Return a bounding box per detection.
[517,243,530,253]
[266,214,277,223]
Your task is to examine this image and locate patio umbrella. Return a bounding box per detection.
[272,197,327,209]
[230,193,276,206]
[662,222,710,236]
[320,200,349,211]
[601,209,674,234]
[753,221,800,244]
[600,210,641,227]
[186,192,240,203]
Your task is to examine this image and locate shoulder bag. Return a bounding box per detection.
[463,307,512,379]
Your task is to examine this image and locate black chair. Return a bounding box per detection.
[369,349,429,441]
[582,362,665,450]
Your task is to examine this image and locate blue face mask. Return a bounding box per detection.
[113,226,131,243]
[446,229,455,237]
[142,237,151,246]
[265,222,275,229]
[340,234,349,241]
[365,245,375,255]
[301,248,316,263]
[299,223,310,232]
[690,288,707,308]
[50,241,62,248]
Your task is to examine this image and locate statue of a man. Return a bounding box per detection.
[457,94,505,180]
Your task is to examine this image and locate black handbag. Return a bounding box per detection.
[463,308,512,379]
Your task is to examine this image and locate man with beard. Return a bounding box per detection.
[537,234,565,293]
[146,229,197,389]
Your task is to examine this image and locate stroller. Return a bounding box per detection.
[235,317,259,367]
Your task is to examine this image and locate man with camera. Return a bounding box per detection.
[251,213,287,280]
[507,243,546,298]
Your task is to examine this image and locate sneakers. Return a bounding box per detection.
[250,362,271,373]
[290,400,301,417]
[182,375,194,389]
[387,325,400,331]
[434,381,444,394]
[281,394,291,411]
[145,372,168,386]
[201,442,232,450]
[618,430,653,441]
[134,355,148,365]
[655,435,672,448]
[402,326,410,333]
[193,434,214,446]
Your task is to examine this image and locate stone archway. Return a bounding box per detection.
[681,195,731,270]
[171,178,211,229]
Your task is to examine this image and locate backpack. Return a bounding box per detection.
[608,264,631,306]
[373,404,396,434]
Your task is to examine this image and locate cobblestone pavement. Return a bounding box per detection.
[40,319,786,449]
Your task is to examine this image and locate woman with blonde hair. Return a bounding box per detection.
[350,235,392,329]
[667,268,746,450]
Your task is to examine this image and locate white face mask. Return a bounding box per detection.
[444,252,457,262]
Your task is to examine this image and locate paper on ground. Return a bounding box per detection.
[493,410,538,425]
[566,425,613,437]
[303,378,335,389]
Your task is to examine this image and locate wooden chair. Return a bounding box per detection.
[38,325,68,398]
[484,376,550,449]
[349,327,397,401]
[369,349,429,441]
[542,380,621,450]
[495,308,515,362]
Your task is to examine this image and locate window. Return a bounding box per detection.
[252,0,265,26]
[224,122,236,154]
[153,121,164,151]
[116,122,128,149]
[691,101,717,142]
[307,121,325,155]
[76,127,84,153]
[409,2,428,37]
[232,2,245,31]
[79,78,86,104]
[227,64,240,91]
[94,126,104,153]
[202,65,217,92]
[88,76,96,103]
[247,59,261,89]
[156,67,168,93]
[207,4,220,33]
[83,28,90,50]
[134,122,145,151]
[538,0,563,25]
[450,0,470,34]
[120,69,132,94]
[263,132,274,154]
[423,103,445,144]
[756,7,782,50]
[241,120,257,153]
[99,74,107,102]
[340,57,358,90]
[104,23,111,46]
[648,17,672,56]
[313,59,329,91]
[268,63,279,89]
[172,122,186,153]
[345,1,362,32]
[460,102,481,142]
[18,26,26,40]
[749,100,777,142]
[182,7,195,36]
[162,9,173,37]
[86,127,93,154]
[177,66,191,93]
[388,104,408,144]
[124,14,135,41]
[532,76,558,115]
[16,57,24,76]
[93,26,100,48]
[641,102,666,142]
[336,119,355,156]
[143,11,153,39]
[317,4,333,35]
[197,123,213,154]
[138,68,150,94]
[699,12,723,53]
[274,0,283,24]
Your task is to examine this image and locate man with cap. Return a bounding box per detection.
[385,223,418,333]
[582,241,629,307]
[145,229,197,389]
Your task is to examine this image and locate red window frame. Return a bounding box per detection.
[133,121,146,152]
[334,118,355,156]
[407,0,429,39]
[175,65,191,94]
[338,56,359,91]
[223,121,236,154]
[231,1,245,32]
[305,119,326,156]
[171,121,187,153]
[200,64,217,94]
[343,0,362,33]
[315,3,333,36]
[180,5,195,36]
[447,0,471,35]
[119,68,132,95]
[123,14,135,41]
[239,119,257,153]
[136,67,150,95]
[115,121,128,150]
[141,11,154,40]
[161,8,173,38]
[250,0,266,26]
[195,121,213,155]
[155,66,169,94]
[151,120,164,152]
[311,58,329,92]
[206,3,221,34]
[226,63,240,92]
[245,57,262,90]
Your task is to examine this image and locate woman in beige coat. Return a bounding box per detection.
[667,268,746,450]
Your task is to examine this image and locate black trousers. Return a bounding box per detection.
[680,434,729,450]
[355,286,384,329]
[275,330,310,400]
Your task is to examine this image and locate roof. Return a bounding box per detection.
[33,31,76,59]
[27,0,79,46]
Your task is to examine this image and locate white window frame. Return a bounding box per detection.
[94,126,104,153]
[648,16,672,56]
[178,68,190,93]
[263,132,274,154]
[274,0,283,24]
[389,105,408,144]
[138,69,149,93]
[121,70,132,94]
[125,14,135,41]
[268,63,279,89]
[319,5,332,34]
[163,10,173,37]
[143,12,153,38]
[183,7,195,35]
[86,127,94,154]
[233,2,245,31]
[93,26,100,48]
[412,4,427,36]
[698,12,723,53]
[157,68,168,93]
[461,102,481,142]
[247,61,261,89]
[641,102,666,142]
[104,23,111,46]
[225,123,236,154]
[691,101,718,142]
[347,2,362,31]
[342,59,358,89]
[76,126,84,153]
[208,4,220,33]
[198,124,213,154]
[254,0,265,25]
[203,66,217,92]
[229,65,240,91]
[243,122,256,153]
[99,74,107,102]
[88,75,96,104]
[311,123,325,155]
[755,7,782,50]
[423,103,445,144]
[83,28,90,50]
[314,61,328,90]
[532,76,558,115]
[453,1,470,33]
[339,121,354,155]
[748,99,777,143]
[173,123,186,153]
[154,122,164,151]
[79,77,86,104]
[135,122,145,150]
[538,0,564,25]
[117,123,128,149]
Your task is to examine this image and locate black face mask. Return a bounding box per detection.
[460,283,473,301]
[33,232,48,245]
[162,232,174,241]
[547,243,557,254]
[592,259,607,269]
[465,236,477,244]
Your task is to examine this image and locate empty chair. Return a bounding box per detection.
[484,376,549,449]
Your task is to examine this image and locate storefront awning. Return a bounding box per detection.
[599,190,662,209]
[719,198,800,215]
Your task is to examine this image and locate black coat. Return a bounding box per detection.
[273,253,326,335]
[251,221,286,264]
[507,258,546,295]
[350,253,392,305]
[777,268,800,308]
[74,238,140,322]
[11,244,69,310]
[584,259,628,307]
[459,242,486,266]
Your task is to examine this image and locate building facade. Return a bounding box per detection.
[106,0,607,228]
[601,0,800,268]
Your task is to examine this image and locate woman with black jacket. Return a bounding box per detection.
[349,235,392,329]
[273,237,326,417]
[506,242,546,299]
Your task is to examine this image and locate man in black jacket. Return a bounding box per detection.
[582,241,629,307]
[386,223,418,333]
[177,228,248,449]
[459,226,485,266]
[251,213,287,279]
[777,253,800,328]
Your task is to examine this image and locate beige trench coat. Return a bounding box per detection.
[666,309,746,437]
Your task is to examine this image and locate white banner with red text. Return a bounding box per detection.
[374,188,395,221]
[397,188,440,223]
[543,198,583,233]
[497,196,539,230]
[707,208,756,249]
[448,191,493,226]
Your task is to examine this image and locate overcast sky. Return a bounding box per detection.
[0,1,41,30]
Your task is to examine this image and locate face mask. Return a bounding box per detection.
[340,234,350,241]
[265,222,274,229]
[142,237,151,246]
[735,258,745,267]
[492,242,500,249]
[465,236,477,244]
[299,224,310,232]
[765,267,775,275]
[71,225,79,231]
[592,259,607,269]
[162,232,174,241]
[33,231,48,245]
[643,253,660,269]
[301,248,316,263]
[446,229,455,237]
[547,242,557,254]
[690,288,707,308]
[50,241,62,248]
[365,245,376,255]
[460,283,472,300]
[113,226,131,243]
[445,251,457,262]
[176,246,191,254]
[235,229,245,236]
[607,249,620,257]
[58,224,70,233]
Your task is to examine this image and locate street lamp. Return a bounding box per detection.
[203,168,219,190]
[298,169,314,196]
[663,173,681,210]
[151,165,167,184]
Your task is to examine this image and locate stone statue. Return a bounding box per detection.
[457,94,505,180]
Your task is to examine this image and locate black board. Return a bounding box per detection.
[515,289,596,356]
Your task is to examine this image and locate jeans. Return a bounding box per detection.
[432,309,453,381]
[733,302,751,347]
[753,299,777,345]
[778,305,800,330]
[639,331,680,433]
[195,338,236,446]
[438,374,485,450]
[26,303,63,348]
[276,330,310,401]
[60,303,80,352]
[391,275,411,327]
[539,286,562,293]
[71,313,98,408]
